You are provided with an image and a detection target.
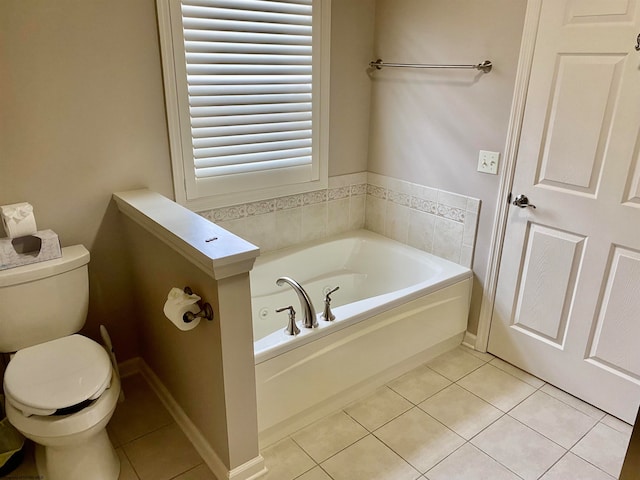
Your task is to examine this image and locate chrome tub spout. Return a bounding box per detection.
[276,276,318,328]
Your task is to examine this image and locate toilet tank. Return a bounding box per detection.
[0,245,90,352]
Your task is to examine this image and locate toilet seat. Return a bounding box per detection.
[4,335,112,417]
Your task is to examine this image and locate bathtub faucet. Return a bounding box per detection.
[276,276,318,328]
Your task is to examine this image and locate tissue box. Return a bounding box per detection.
[0,230,62,270]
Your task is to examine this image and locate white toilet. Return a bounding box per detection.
[0,245,120,480]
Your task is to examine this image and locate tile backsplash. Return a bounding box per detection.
[199,172,480,268]
[365,173,480,268]
[200,173,368,253]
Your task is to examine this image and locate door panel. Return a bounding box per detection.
[489,0,640,423]
[513,224,585,346]
[538,55,624,195]
[565,0,635,24]
[587,246,640,381]
[624,134,640,205]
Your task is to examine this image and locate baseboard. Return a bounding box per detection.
[462,331,477,350]
[118,357,267,480]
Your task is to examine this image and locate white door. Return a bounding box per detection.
[488,0,640,424]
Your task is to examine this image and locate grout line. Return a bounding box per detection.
[370,409,463,475]
[505,413,569,451]
[120,441,143,480]
[117,420,176,447]
[569,422,622,478]
[539,384,607,421]
[167,463,212,480]
[537,449,571,480]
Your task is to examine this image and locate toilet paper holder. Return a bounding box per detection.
[182,287,214,323]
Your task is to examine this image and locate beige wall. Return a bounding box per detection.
[0,0,174,359]
[369,0,527,333]
[329,0,376,176]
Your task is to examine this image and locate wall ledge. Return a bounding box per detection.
[113,189,259,280]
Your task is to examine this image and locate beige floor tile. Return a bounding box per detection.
[374,407,464,473]
[427,347,485,381]
[510,390,598,448]
[291,411,367,462]
[109,374,173,444]
[540,452,614,480]
[424,443,520,480]
[296,466,333,480]
[261,437,316,480]
[321,435,420,480]
[387,364,451,404]
[123,423,203,480]
[172,464,217,480]
[117,448,140,480]
[489,358,545,388]
[571,422,630,478]
[457,364,536,412]
[344,386,413,431]
[540,384,606,420]
[471,415,565,480]
[418,384,502,440]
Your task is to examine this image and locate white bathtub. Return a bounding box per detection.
[251,230,472,444]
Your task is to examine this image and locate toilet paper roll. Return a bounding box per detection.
[163,287,202,331]
[1,203,37,238]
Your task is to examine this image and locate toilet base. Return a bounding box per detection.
[35,429,120,480]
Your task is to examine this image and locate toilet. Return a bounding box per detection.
[0,245,120,480]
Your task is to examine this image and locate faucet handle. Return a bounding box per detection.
[275,305,295,314]
[325,286,340,300]
[276,305,300,336]
[322,286,339,322]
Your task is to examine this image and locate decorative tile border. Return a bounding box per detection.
[366,184,387,200]
[411,197,437,215]
[351,183,367,196]
[202,184,364,223]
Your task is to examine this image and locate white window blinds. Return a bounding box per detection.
[158,0,329,208]
[183,0,313,178]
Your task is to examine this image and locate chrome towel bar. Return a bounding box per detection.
[369,59,493,73]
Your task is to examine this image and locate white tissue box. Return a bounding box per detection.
[0,230,62,270]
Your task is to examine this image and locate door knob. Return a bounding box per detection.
[512,194,536,209]
[636,33,640,51]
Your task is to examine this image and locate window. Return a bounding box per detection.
[157,0,330,210]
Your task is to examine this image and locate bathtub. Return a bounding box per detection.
[251,230,472,444]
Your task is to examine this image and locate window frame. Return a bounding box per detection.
[156,0,331,210]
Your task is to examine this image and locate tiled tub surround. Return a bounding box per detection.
[201,173,368,254]
[200,173,480,269]
[365,173,480,268]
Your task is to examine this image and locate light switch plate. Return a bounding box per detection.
[478,150,499,174]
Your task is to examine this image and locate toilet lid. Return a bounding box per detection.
[4,335,112,415]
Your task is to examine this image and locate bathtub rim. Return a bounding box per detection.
[254,273,471,364]
[251,230,472,364]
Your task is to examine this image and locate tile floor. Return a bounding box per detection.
[261,346,633,480]
[5,347,633,480]
[6,373,216,480]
